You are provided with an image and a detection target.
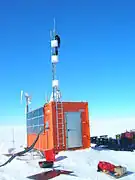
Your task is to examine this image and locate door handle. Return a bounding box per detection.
[68,129,76,132]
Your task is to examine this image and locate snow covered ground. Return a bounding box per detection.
[0,119,135,180]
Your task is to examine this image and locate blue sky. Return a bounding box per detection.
[0,0,135,125]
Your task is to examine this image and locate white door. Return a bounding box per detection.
[65,112,82,148]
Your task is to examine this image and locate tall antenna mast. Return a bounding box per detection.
[53,18,56,35]
[12,127,15,149]
[50,18,61,102]
[50,19,64,148]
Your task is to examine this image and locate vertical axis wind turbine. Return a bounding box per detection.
[20,90,32,114]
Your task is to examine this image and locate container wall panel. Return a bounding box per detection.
[44,102,54,150]
[51,102,90,152]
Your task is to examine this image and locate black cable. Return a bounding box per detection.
[0,127,45,167]
[55,35,60,48]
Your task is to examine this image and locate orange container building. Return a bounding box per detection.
[27,101,90,154]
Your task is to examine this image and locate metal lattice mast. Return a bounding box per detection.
[50,19,64,148]
[50,18,61,102]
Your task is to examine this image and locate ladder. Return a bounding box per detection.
[56,100,65,148]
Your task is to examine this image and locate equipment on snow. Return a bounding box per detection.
[39,161,54,168]
[97,161,127,178]
[44,149,56,162]
[38,149,55,168]
[97,161,115,173]
[100,170,129,179]
[91,129,135,151]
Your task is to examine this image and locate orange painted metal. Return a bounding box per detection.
[27,101,90,153]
